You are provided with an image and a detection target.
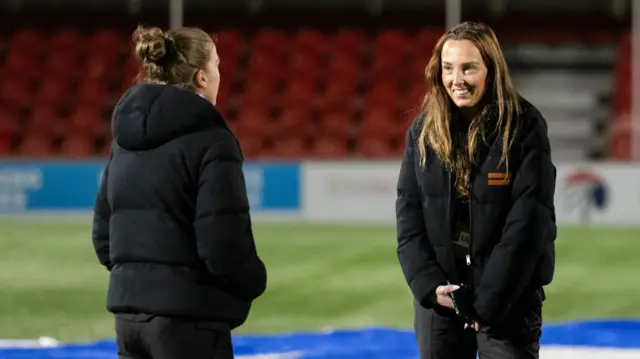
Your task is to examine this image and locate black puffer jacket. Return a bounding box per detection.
[92,84,267,329]
[396,98,556,327]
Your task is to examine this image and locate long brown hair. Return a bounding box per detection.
[417,21,520,197]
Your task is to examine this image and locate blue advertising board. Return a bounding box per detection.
[243,162,301,212]
[0,160,301,213]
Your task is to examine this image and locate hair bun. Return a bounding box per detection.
[133,26,168,64]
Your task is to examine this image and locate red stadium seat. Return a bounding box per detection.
[50,28,83,53]
[369,54,405,81]
[413,28,443,58]
[87,29,122,55]
[321,80,358,111]
[219,57,240,83]
[66,103,105,135]
[215,29,243,56]
[9,29,45,57]
[397,83,424,122]
[375,29,410,56]
[272,135,306,158]
[233,106,270,139]
[288,52,322,80]
[215,30,243,80]
[35,75,74,106]
[355,136,393,158]
[274,107,313,137]
[83,52,120,81]
[292,29,328,55]
[326,52,360,79]
[364,81,402,108]
[232,130,263,158]
[43,52,81,78]
[0,133,12,154]
[0,104,20,123]
[246,52,283,78]
[310,137,349,158]
[0,106,20,144]
[241,77,279,108]
[0,77,33,108]
[409,55,430,79]
[58,134,95,157]
[24,104,64,135]
[120,54,142,93]
[281,79,319,108]
[318,111,352,140]
[123,52,142,77]
[251,29,286,57]
[216,81,234,108]
[360,106,398,139]
[332,29,365,57]
[18,132,54,157]
[2,50,40,78]
[238,135,264,158]
[76,79,111,108]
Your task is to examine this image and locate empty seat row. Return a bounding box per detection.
[0,24,627,159]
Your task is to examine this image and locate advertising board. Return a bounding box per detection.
[302,161,640,225]
[0,160,301,215]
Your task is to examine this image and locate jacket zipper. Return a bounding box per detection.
[447,172,459,284]
[466,180,473,292]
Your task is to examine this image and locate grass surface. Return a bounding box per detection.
[1,220,639,341]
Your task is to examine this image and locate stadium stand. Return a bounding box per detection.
[0,18,631,159]
[610,33,631,159]
[0,26,431,159]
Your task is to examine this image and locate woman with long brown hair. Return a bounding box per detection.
[395,21,557,359]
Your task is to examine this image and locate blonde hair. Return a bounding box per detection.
[132,25,215,91]
[417,21,521,197]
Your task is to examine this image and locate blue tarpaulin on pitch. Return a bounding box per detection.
[0,320,639,359]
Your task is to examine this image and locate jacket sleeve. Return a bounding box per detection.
[92,153,113,271]
[194,134,267,301]
[396,126,448,308]
[473,116,556,326]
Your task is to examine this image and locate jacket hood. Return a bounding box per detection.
[112,84,226,151]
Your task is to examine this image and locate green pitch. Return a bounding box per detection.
[0,220,638,342]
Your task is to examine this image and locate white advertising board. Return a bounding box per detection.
[553,163,640,225]
[303,161,401,222]
[302,161,640,226]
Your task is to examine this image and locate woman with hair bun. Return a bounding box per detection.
[91,25,266,359]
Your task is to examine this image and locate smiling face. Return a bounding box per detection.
[441,39,488,113]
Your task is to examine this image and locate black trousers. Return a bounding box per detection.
[114,314,234,359]
[414,301,542,359]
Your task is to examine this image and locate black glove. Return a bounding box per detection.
[449,284,475,325]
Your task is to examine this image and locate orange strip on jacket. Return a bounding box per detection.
[487,172,511,179]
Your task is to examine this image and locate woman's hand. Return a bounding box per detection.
[434,284,459,309]
[464,321,481,331]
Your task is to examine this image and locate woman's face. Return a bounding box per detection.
[195,45,221,105]
[440,39,488,111]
